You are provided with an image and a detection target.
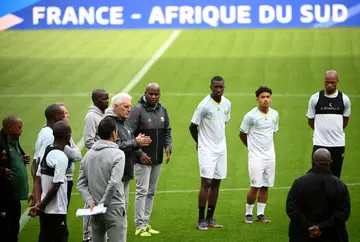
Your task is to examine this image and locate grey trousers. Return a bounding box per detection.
[134,163,161,229]
[123,180,130,211]
[90,206,127,242]
[83,203,91,240]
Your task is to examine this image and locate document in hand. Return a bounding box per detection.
[76,204,107,217]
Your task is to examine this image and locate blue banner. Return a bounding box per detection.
[1,0,360,30]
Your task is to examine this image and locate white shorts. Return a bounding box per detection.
[198,149,227,180]
[248,161,275,188]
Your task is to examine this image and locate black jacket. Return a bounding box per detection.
[105,110,140,181]
[286,167,350,242]
[128,96,172,165]
[0,129,25,203]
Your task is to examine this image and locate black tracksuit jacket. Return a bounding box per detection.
[128,96,172,165]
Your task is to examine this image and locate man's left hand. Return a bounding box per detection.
[165,148,171,164]
[23,154,31,164]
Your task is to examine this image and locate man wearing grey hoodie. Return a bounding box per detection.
[82,89,109,242]
[84,89,109,150]
[77,117,127,242]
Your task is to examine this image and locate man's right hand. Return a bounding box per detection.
[28,202,43,217]
[136,133,152,147]
[309,225,321,238]
[139,152,152,165]
[89,203,95,212]
[4,168,12,180]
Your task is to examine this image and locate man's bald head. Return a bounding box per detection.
[2,116,20,129]
[325,70,339,80]
[324,70,339,95]
[312,148,332,168]
[145,83,161,105]
[145,83,160,92]
[53,121,71,143]
[2,116,23,138]
[92,89,109,112]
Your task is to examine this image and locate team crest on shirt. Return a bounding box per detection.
[1,150,7,160]
[224,110,228,115]
[272,119,276,124]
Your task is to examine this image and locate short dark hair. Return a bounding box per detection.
[92,89,107,102]
[255,86,272,98]
[53,121,71,140]
[211,76,224,85]
[2,116,19,129]
[98,117,117,140]
[45,104,62,122]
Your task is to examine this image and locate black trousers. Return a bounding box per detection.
[39,213,69,242]
[313,145,345,178]
[67,180,73,209]
[0,200,21,242]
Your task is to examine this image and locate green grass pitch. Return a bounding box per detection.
[0,28,359,241]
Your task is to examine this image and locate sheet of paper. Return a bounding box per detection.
[76,204,107,217]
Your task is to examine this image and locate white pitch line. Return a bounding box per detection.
[19,29,182,232]
[66,182,360,196]
[2,92,360,98]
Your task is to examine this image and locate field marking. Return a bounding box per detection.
[68,182,360,196]
[19,29,182,232]
[2,92,360,98]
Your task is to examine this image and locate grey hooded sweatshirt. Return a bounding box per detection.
[84,105,104,150]
[77,139,126,208]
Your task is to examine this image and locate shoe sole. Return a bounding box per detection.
[244,221,253,224]
[197,227,208,231]
[207,224,223,228]
[256,220,271,223]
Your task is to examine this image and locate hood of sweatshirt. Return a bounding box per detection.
[104,109,126,122]
[88,104,104,116]
[91,139,119,151]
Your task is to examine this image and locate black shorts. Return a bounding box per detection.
[0,200,21,242]
[312,145,345,178]
[39,213,69,242]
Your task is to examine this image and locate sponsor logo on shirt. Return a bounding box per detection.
[321,102,340,111]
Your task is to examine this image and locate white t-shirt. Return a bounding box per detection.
[40,149,68,215]
[191,95,231,154]
[306,90,351,147]
[240,107,279,162]
[33,126,54,163]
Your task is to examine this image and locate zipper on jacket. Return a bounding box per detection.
[156,128,158,162]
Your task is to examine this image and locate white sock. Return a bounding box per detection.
[245,203,254,215]
[257,203,266,216]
